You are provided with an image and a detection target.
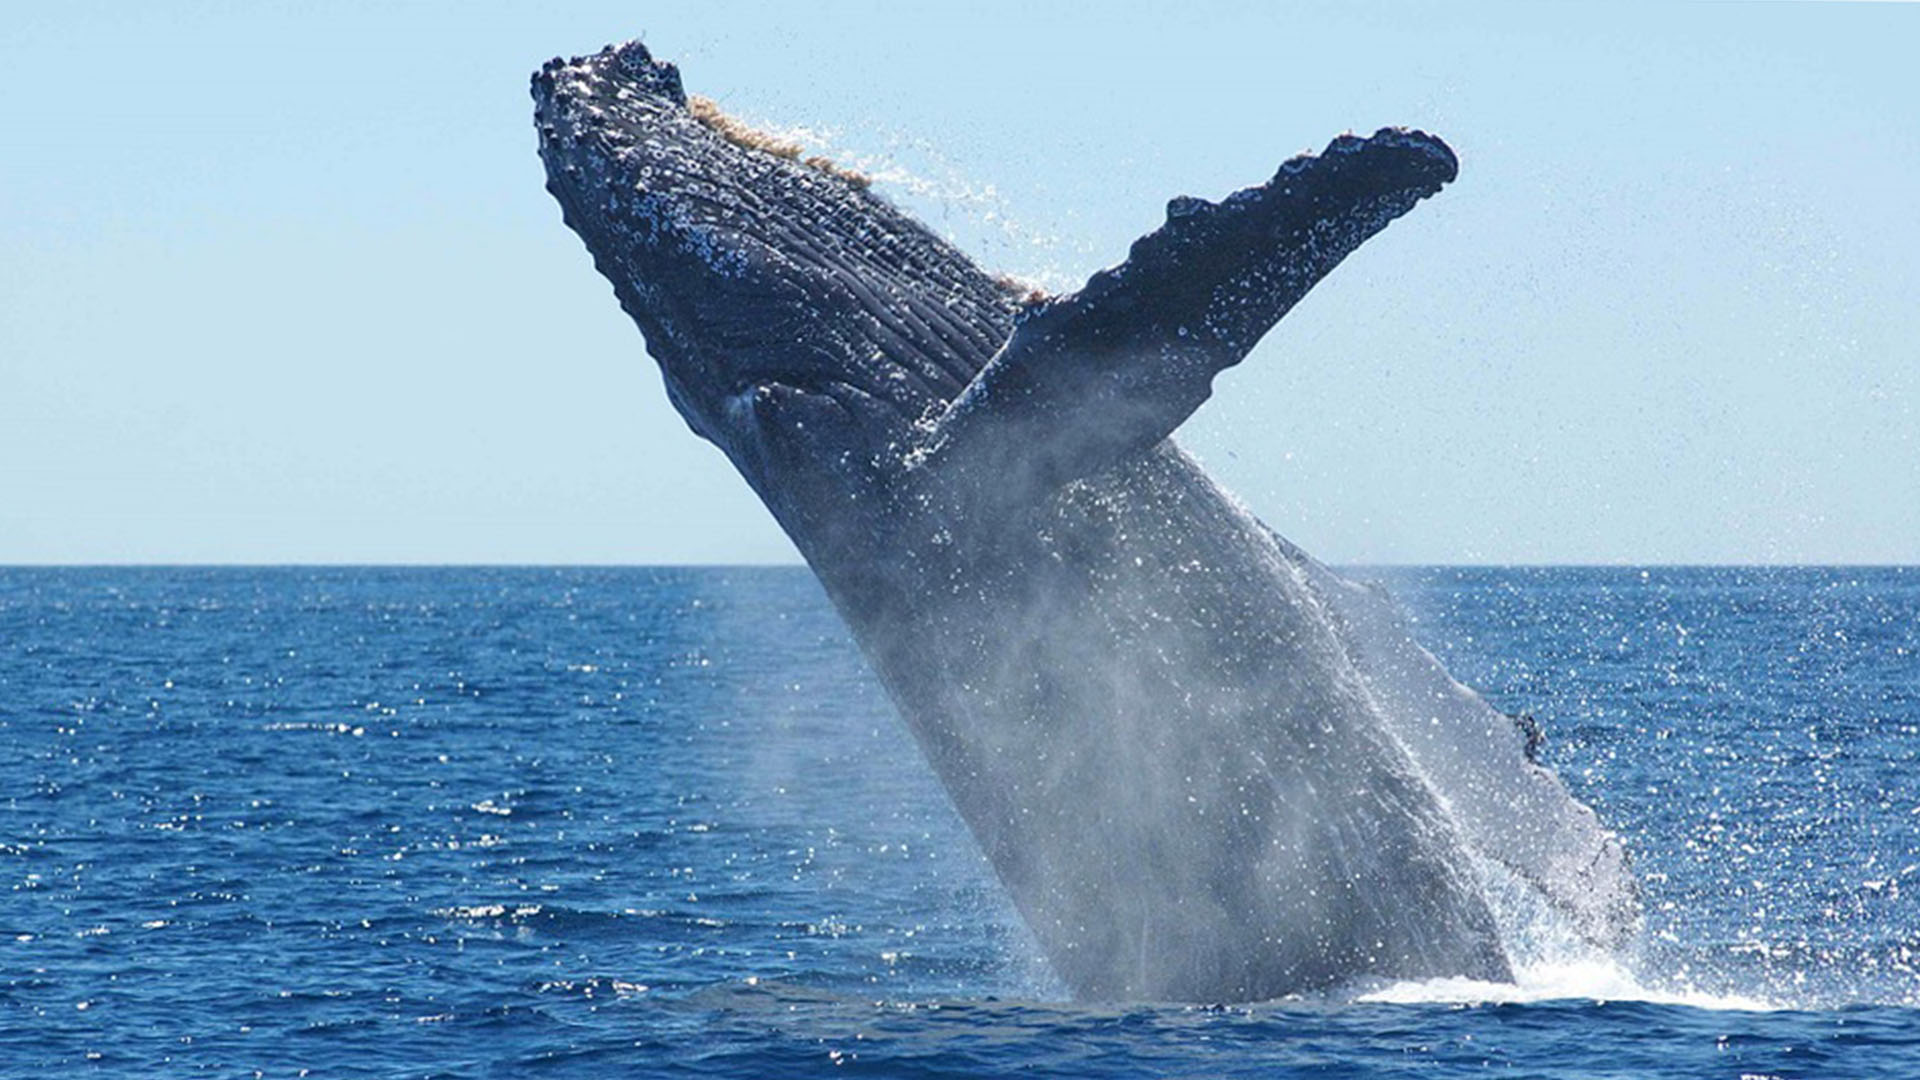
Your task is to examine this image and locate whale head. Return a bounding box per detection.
[532,42,1018,538]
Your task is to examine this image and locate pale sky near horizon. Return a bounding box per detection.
[3,2,1915,565]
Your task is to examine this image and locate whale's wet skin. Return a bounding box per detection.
[533,41,1637,1002]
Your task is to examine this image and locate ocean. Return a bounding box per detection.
[3,565,1916,1077]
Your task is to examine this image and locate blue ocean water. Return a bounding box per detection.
[3,565,1916,1077]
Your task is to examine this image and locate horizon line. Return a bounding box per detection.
[1,561,1914,571]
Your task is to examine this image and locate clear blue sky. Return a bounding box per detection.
[3,2,1914,564]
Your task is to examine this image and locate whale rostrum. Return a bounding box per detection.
[534,41,1638,1002]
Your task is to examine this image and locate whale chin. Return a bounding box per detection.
[536,40,1638,1003]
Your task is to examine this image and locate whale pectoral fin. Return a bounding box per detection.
[921,128,1457,498]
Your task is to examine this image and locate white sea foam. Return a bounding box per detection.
[1355,954,1781,1012]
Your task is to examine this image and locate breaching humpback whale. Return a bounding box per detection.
[533,41,1638,1002]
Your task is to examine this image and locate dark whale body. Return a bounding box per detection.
[533,42,1637,1002]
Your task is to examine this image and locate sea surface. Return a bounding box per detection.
[3,565,1917,1077]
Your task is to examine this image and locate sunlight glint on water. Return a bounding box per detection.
[2,566,1916,1077]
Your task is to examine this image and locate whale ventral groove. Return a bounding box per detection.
[534,39,1640,1003]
